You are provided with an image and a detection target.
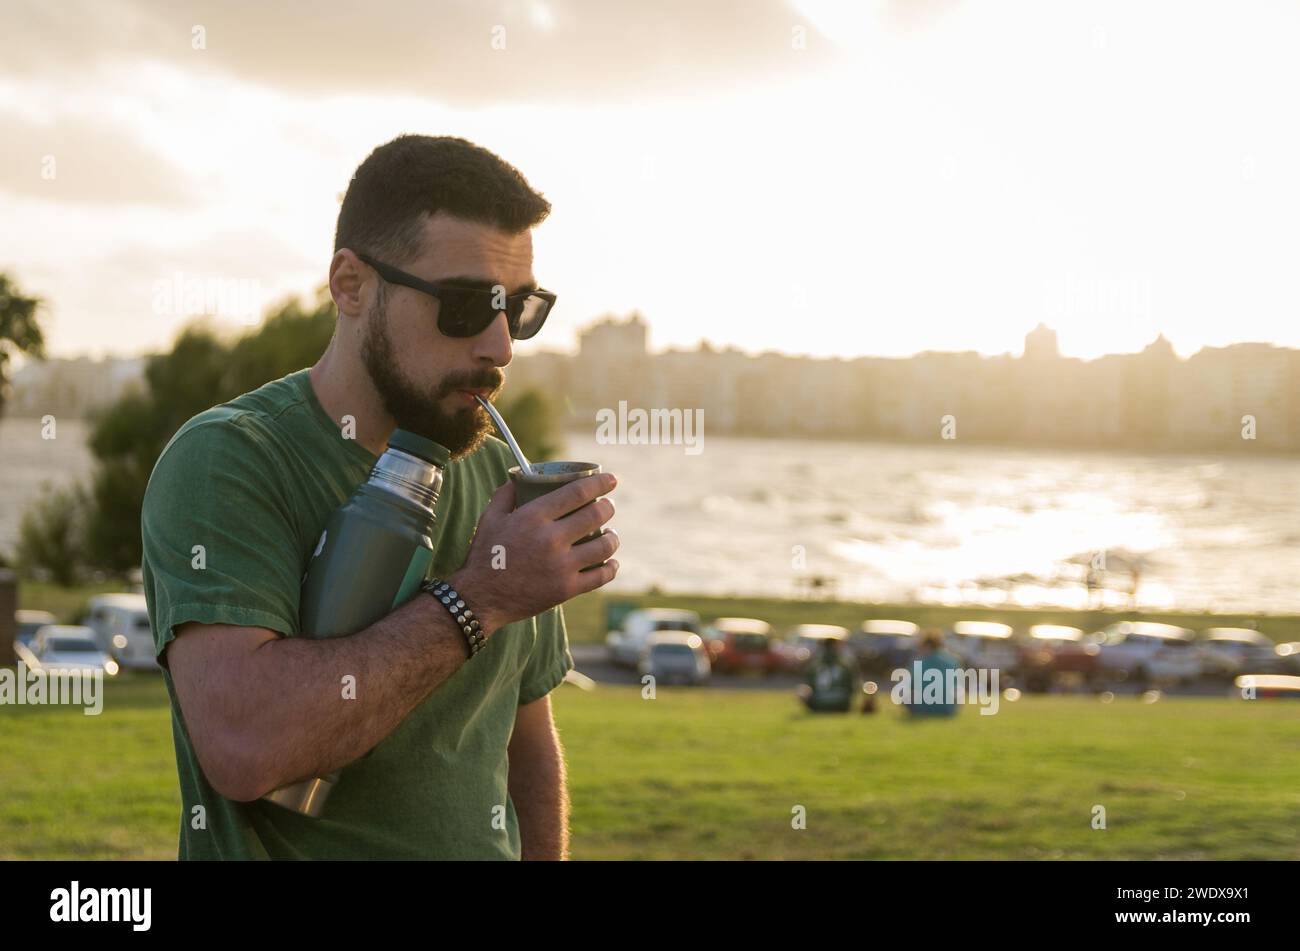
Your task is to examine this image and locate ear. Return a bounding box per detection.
[329,249,369,321]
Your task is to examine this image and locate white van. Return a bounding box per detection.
[82,593,159,671]
[606,608,702,668]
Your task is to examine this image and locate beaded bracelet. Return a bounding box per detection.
[421,577,486,657]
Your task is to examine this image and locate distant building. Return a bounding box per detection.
[7,356,145,418]
[1023,322,1059,361]
[501,318,1300,452]
[29,320,1293,453]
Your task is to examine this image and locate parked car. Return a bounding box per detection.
[81,593,158,670]
[14,609,58,648]
[1094,621,1200,684]
[945,621,1018,674]
[30,625,119,676]
[1233,673,1300,699]
[606,608,702,667]
[847,619,919,676]
[774,624,850,674]
[704,617,778,675]
[1275,642,1300,674]
[638,631,711,686]
[1017,624,1100,691]
[1196,628,1282,679]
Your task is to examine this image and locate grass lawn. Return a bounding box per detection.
[559,685,1300,859]
[2,672,1297,859]
[0,675,179,859]
[15,580,131,626]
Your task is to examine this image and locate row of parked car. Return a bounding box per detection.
[605,608,1300,690]
[939,620,1299,690]
[13,593,158,676]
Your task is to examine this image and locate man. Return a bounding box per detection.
[140,134,620,859]
[797,638,854,713]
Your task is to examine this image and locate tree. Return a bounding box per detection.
[17,484,91,586]
[226,292,336,396]
[492,387,561,464]
[79,289,337,574]
[60,283,562,577]
[0,273,46,420]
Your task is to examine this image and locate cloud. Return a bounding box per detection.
[1,0,842,105]
[0,110,197,207]
[23,225,324,357]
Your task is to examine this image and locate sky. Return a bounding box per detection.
[2,0,1300,362]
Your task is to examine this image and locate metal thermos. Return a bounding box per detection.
[260,429,450,818]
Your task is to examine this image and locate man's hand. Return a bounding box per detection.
[452,472,620,633]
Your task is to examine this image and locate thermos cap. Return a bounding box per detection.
[387,429,451,468]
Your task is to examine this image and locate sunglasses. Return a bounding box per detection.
[355,251,556,340]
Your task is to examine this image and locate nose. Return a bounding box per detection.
[470,310,513,368]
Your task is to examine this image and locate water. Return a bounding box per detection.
[560,431,1300,615]
[0,418,94,557]
[4,418,1299,613]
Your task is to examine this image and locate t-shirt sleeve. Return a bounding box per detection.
[141,419,305,663]
[517,604,575,706]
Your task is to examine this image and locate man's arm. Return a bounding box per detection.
[168,565,496,802]
[507,693,569,861]
[167,472,619,803]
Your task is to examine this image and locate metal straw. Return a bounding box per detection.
[475,394,536,476]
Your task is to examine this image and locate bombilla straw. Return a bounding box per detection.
[474,394,536,476]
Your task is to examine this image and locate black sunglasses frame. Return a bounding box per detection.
[354,251,556,340]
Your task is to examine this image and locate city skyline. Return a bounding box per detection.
[6,298,1295,371]
[11,311,1297,384]
[15,316,1300,456]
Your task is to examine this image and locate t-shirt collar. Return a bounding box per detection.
[293,368,382,468]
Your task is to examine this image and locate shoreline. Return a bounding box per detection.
[557,425,1300,462]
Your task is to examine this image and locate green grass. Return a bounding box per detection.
[0,674,179,859]
[557,686,1300,859]
[2,672,1297,859]
[16,579,126,625]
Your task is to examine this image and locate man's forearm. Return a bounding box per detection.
[232,569,495,797]
[508,728,569,860]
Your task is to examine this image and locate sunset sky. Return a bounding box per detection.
[3,0,1300,362]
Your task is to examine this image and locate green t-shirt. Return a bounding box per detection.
[805,652,852,709]
[140,368,573,859]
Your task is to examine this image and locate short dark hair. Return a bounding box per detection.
[334,135,551,266]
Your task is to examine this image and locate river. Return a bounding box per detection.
[3,418,1299,613]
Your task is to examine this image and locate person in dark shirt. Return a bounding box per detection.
[797,638,854,712]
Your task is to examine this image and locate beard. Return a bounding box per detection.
[360,286,502,461]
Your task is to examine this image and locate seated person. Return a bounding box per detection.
[906,629,960,718]
[798,638,854,712]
